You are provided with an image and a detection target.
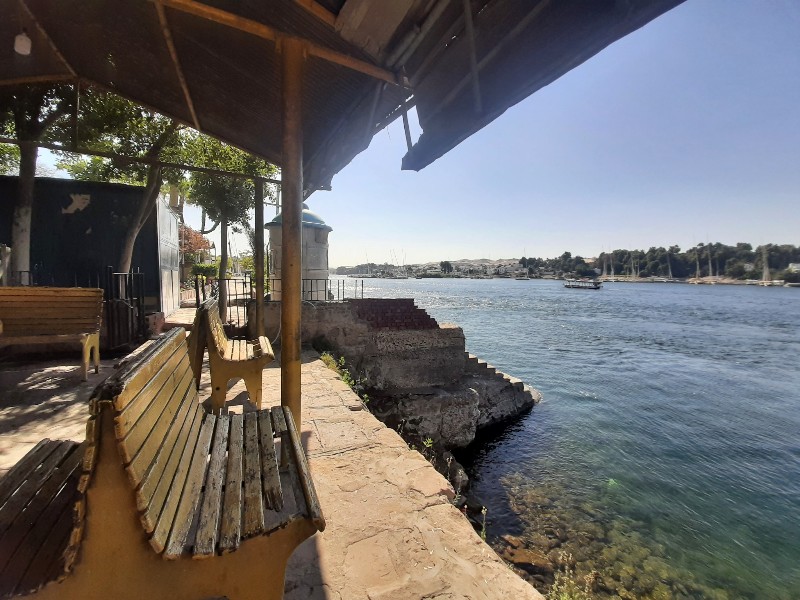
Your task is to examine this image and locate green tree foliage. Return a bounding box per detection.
[440,260,454,274]
[0,143,19,174]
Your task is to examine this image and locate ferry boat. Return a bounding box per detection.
[564,278,602,290]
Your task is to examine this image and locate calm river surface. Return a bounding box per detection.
[347,277,800,599]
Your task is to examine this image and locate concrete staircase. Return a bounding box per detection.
[464,352,538,398]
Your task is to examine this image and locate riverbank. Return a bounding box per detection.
[0,348,543,599]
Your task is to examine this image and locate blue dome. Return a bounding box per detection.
[266,202,331,230]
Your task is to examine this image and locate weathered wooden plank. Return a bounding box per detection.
[0,287,101,298]
[0,440,55,507]
[242,412,264,538]
[0,310,97,319]
[164,415,216,559]
[140,403,202,535]
[112,328,186,411]
[271,406,287,435]
[14,497,73,597]
[219,413,243,553]
[282,406,325,530]
[119,360,194,467]
[258,410,282,511]
[0,334,85,345]
[0,442,73,541]
[280,438,308,520]
[150,401,205,553]
[114,341,186,436]
[0,444,83,595]
[192,416,230,558]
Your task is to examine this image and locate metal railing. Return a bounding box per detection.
[267,278,365,302]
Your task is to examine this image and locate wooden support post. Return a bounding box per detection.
[254,179,265,337]
[280,38,305,430]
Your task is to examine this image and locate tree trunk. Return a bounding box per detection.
[218,218,228,320]
[118,165,162,273]
[10,142,39,285]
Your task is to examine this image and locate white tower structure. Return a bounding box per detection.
[266,203,332,300]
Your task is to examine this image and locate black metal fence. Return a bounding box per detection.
[103,266,147,350]
[194,274,252,328]
[267,278,365,302]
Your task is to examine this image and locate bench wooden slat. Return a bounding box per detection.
[142,401,202,538]
[150,399,206,553]
[120,362,194,469]
[0,442,73,542]
[258,411,282,511]
[0,330,93,341]
[0,287,101,297]
[0,440,55,508]
[14,497,73,596]
[136,381,198,514]
[282,406,325,530]
[164,415,216,559]
[0,443,83,596]
[270,406,288,436]
[242,412,264,538]
[113,341,186,435]
[192,416,230,558]
[219,413,243,553]
[113,330,186,412]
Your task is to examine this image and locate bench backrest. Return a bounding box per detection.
[0,287,103,336]
[198,298,228,356]
[102,327,201,551]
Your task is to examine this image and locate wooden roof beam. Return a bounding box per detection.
[293,0,337,28]
[155,2,201,130]
[154,0,406,87]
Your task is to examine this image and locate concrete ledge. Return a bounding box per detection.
[275,353,544,600]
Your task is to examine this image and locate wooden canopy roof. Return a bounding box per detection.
[0,0,684,193]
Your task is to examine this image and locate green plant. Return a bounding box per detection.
[319,351,337,371]
[191,263,218,278]
[549,552,596,600]
[480,506,488,541]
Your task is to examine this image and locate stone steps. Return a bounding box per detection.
[350,298,438,330]
[465,353,536,398]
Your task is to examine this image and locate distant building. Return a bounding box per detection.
[266,203,332,300]
[788,263,800,273]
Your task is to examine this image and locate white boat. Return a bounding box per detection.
[564,278,602,290]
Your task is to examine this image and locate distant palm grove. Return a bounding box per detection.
[523,243,800,281]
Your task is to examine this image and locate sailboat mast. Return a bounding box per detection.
[696,249,701,279]
[707,246,714,278]
[762,246,770,283]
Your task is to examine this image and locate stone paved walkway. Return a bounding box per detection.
[0,345,543,600]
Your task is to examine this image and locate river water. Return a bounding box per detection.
[349,277,800,599]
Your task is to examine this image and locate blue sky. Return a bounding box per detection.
[180,0,800,267]
[297,0,800,267]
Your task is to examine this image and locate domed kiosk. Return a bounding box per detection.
[265,203,332,301]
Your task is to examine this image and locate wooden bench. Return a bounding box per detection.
[189,297,274,413]
[0,287,102,381]
[0,327,324,600]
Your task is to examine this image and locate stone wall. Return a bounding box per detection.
[247,298,540,449]
[248,299,466,391]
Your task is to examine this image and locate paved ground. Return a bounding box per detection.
[0,344,543,600]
